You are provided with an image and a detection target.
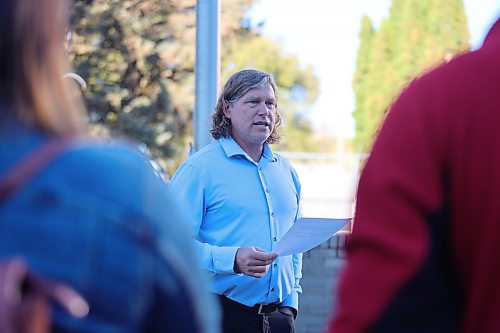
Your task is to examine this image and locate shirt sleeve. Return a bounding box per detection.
[168,162,238,274]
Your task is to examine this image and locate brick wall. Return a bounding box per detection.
[295,232,349,333]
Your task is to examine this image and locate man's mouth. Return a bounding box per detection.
[253,121,270,127]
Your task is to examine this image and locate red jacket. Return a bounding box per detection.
[329,18,500,333]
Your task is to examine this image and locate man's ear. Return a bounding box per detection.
[223,101,231,118]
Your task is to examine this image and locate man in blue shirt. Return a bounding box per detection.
[169,69,302,333]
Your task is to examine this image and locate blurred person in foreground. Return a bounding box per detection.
[0,0,219,332]
[169,69,302,333]
[328,17,500,333]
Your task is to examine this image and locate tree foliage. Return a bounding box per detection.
[68,0,320,173]
[352,0,470,152]
[70,0,200,172]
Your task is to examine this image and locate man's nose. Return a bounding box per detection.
[257,103,270,116]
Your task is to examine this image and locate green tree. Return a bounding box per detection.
[352,16,376,154]
[70,0,200,173]
[352,0,470,152]
[69,0,320,173]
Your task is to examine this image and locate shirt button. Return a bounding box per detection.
[273,237,277,241]
[270,212,274,216]
[271,288,275,292]
[265,188,269,193]
[274,263,277,268]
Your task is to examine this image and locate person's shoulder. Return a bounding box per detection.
[409,42,497,96]
[62,139,151,174]
[46,138,164,200]
[271,151,300,179]
[273,152,294,169]
[178,140,222,167]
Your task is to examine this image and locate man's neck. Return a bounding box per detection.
[247,148,263,163]
[233,137,264,162]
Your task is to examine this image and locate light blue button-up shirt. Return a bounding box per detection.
[169,136,302,309]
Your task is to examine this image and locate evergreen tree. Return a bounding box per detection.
[352,0,470,152]
[352,16,376,154]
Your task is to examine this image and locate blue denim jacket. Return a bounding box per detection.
[0,123,220,333]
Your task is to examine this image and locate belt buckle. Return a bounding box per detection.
[257,304,265,315]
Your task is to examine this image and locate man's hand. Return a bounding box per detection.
[234,247,277,278]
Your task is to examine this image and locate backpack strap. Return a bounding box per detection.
[0,137,80,201]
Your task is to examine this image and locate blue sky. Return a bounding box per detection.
[248,0,500,137]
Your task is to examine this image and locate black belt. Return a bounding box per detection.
[218,295,278,315]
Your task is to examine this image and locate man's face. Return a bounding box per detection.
[224,83,277,150]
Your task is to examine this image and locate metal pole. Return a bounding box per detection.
[194,0,220,152]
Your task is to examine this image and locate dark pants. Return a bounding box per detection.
[219,297,295,333]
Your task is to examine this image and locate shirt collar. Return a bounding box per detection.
[218,136,276,163]
[262,143,277,162]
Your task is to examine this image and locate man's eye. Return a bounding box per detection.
[266,102,276,108]
[247,100,259,105]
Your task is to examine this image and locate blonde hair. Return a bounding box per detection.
[1,0,86,135]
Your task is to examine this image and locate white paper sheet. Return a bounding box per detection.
[274,218,351,256]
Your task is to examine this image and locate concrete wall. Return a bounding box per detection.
[295,233,349,333]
